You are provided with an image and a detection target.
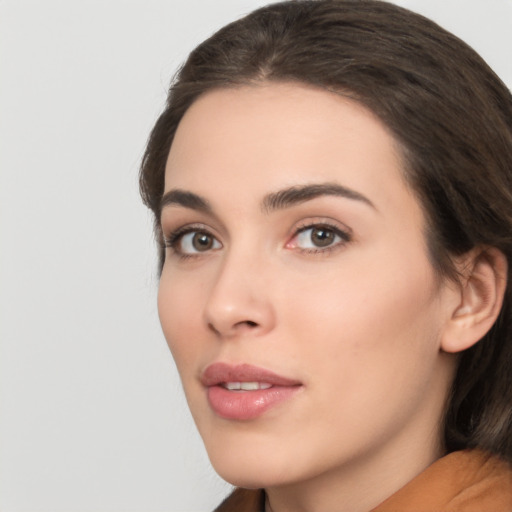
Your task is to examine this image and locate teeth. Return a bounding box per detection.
[223,382,272,391]
[241,382,259,391]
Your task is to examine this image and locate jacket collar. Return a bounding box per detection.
[214,450,512,512]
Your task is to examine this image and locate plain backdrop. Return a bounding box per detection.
[1,1,511,511]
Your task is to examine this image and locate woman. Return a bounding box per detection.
[140,1,512,510]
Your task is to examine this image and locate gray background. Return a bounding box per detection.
[1,1,511,511]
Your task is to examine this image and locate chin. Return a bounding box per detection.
[203,431,316,489]
[215,470,267,490]
[211,458,291,489]
[201,433,286,488]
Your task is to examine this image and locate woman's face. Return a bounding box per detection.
[158,83,458,489]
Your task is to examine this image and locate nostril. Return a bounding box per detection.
[234,320,259,329]
[208,322,221,335]
[207,320,258,335]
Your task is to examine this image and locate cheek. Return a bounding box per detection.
[157,272,206,374]
[270,257,446,464]
[280,252,443,387]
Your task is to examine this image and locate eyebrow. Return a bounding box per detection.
[160,189,212,214]
[261,182,376,213]
[159,182,375,217]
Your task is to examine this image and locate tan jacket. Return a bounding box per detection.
[215,450,512,511]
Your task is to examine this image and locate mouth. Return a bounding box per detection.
[201,363,303,420]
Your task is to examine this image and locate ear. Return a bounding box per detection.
[441,247,508,353]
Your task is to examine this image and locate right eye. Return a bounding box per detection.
[166,229,222,256]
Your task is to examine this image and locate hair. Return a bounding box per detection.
[140,0,512,462]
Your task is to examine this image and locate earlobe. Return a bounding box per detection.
[441,247,508,353]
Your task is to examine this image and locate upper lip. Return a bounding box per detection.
[201,362,302,387]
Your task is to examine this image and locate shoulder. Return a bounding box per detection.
[373,449,512,511]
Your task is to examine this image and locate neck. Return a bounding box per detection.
[265,423,444,512]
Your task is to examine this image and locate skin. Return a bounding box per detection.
[158,83,465,512]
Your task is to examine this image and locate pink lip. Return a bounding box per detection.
[201,363,302,420]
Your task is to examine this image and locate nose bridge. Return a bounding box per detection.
[204,241,275,338]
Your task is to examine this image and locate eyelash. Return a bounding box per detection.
[163,221,352,259]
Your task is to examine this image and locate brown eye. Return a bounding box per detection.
[174,230,222,255]
[292,224,350,251]
[310,227,335,247]
[192,232,214,251]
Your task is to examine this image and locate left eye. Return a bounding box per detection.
[178,231,222,254]
[293,225,348,250]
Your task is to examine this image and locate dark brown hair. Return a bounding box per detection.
[140,0,512,461]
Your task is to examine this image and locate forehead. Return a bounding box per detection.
[164,83,418,220]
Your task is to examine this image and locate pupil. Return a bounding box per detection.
[311,227,334,247]
[192,232,212,251]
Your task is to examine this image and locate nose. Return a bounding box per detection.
[203,251,276,339]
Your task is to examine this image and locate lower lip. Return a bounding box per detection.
[207,385,301,420]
